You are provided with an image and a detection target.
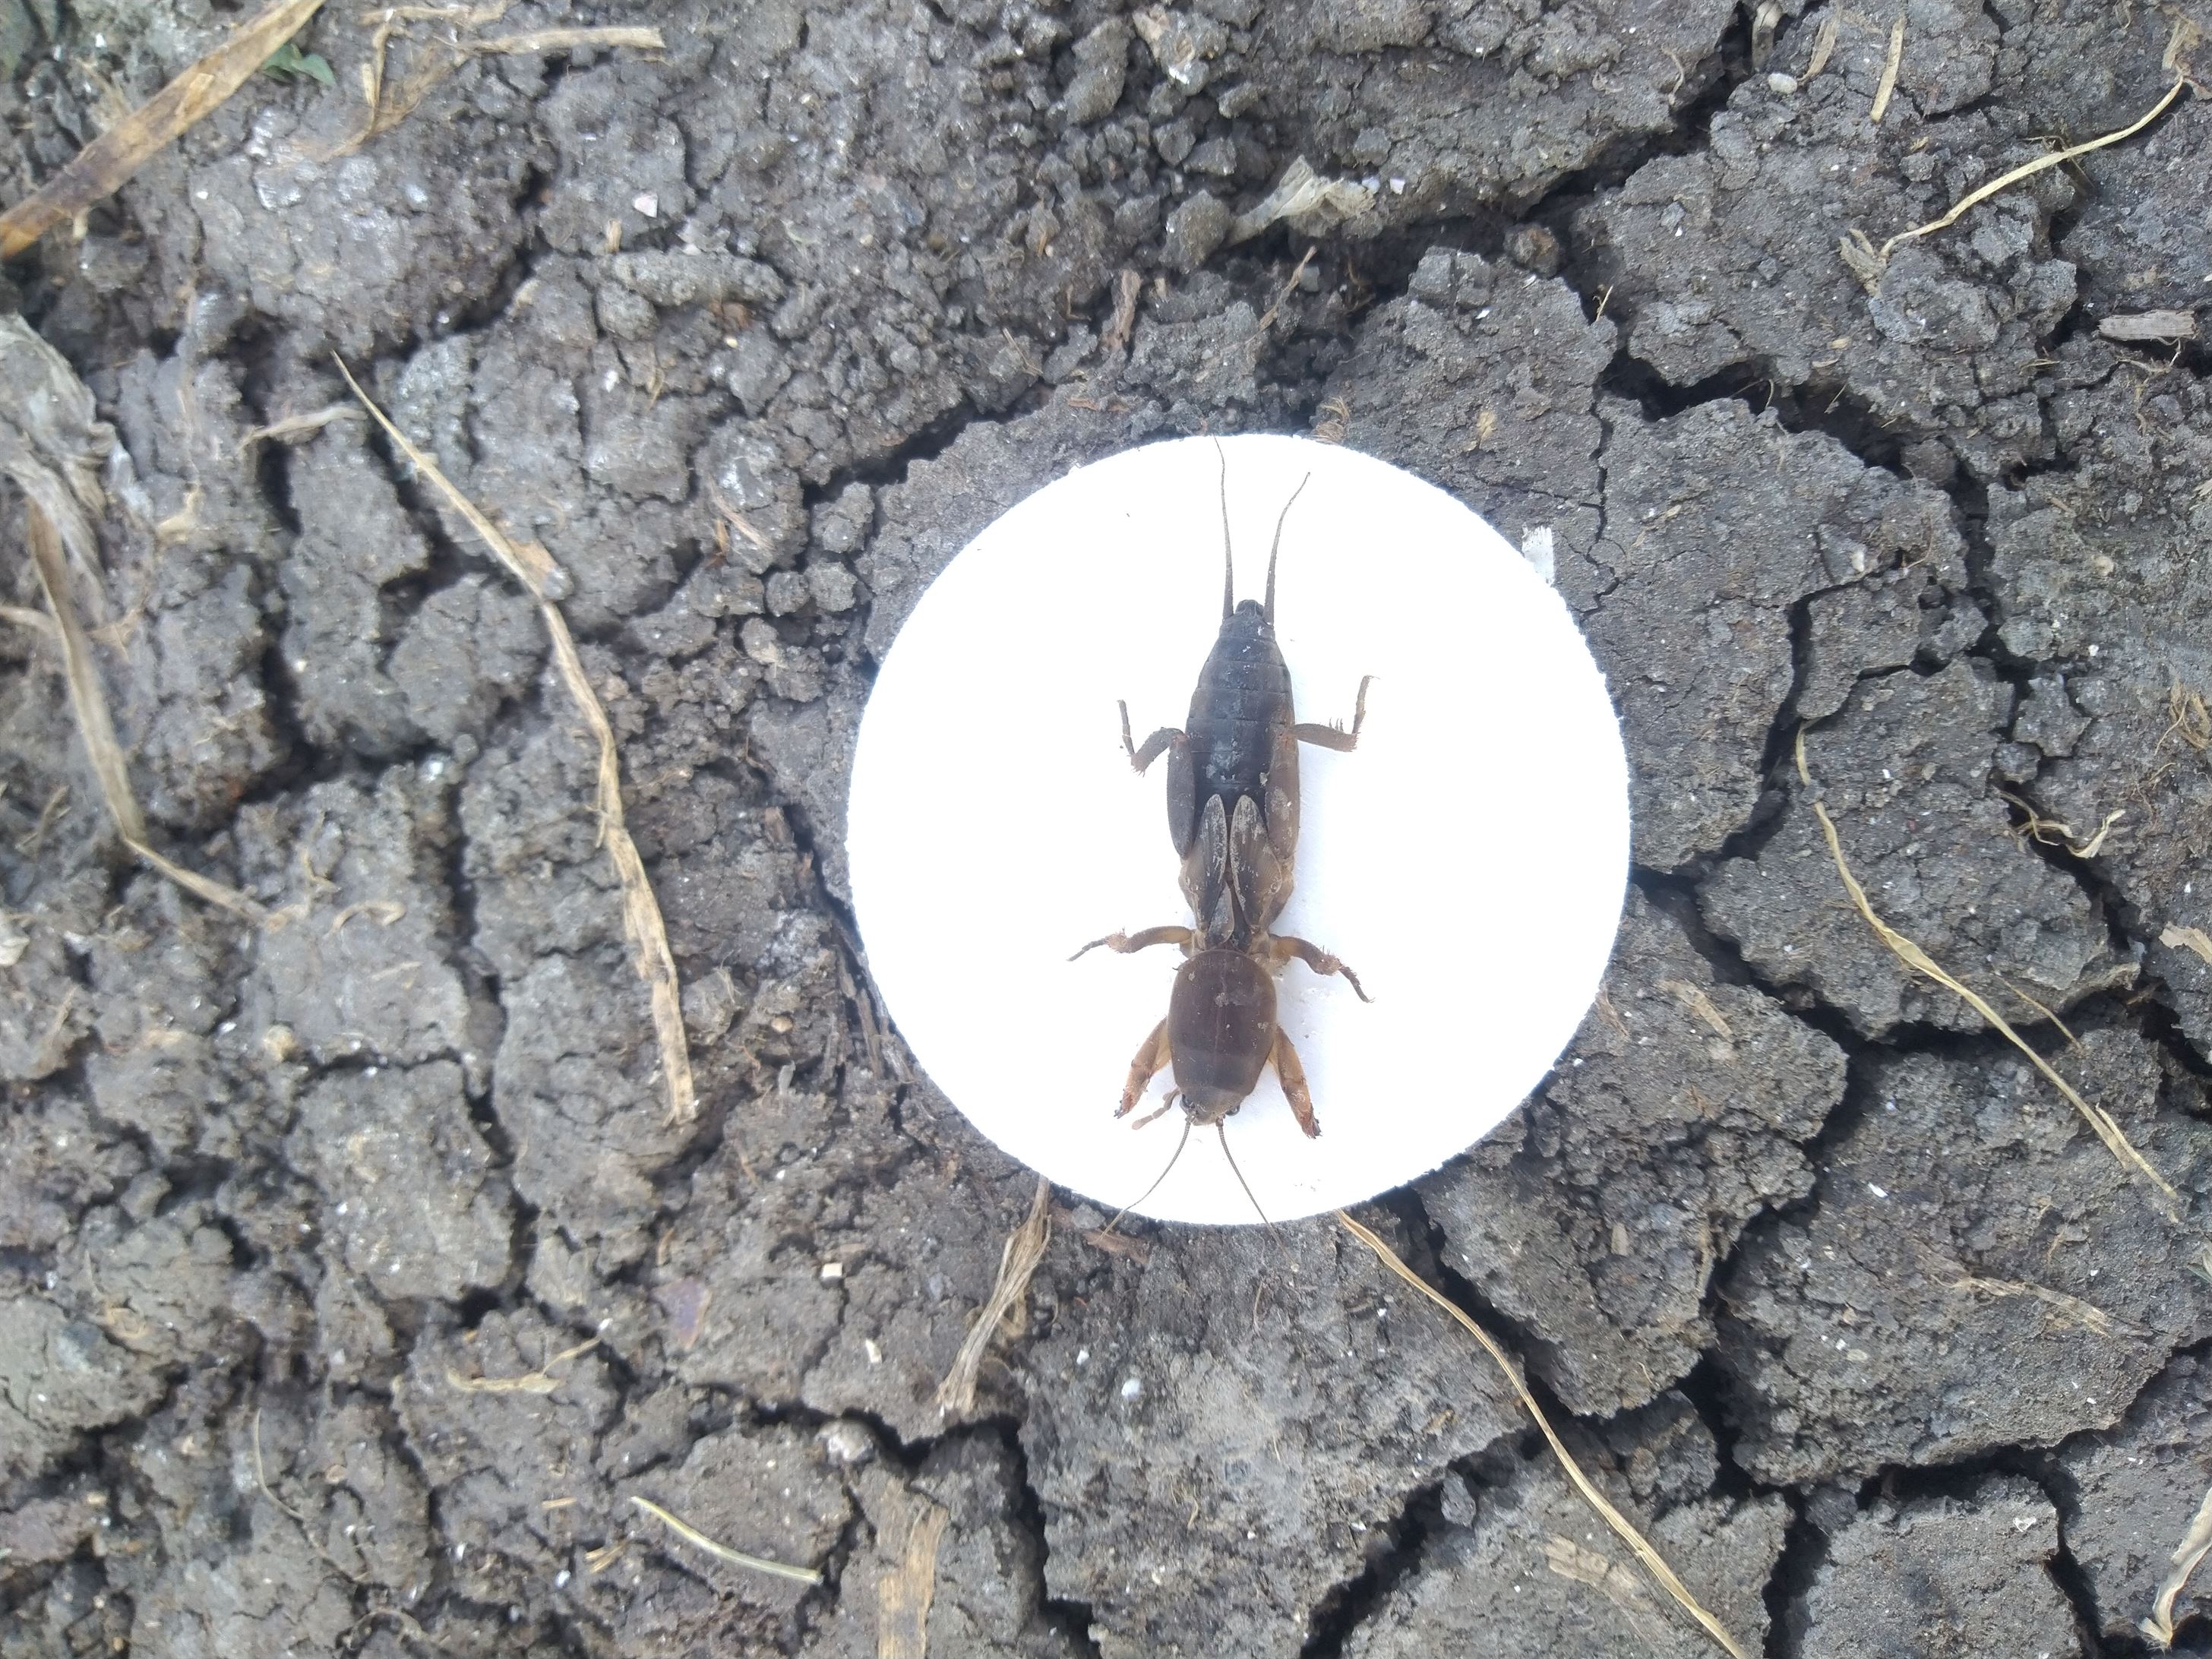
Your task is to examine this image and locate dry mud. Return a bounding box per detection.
[4,2,2212,1655]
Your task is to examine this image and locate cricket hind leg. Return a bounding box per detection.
[1269,1025,1322,1138]
[1269,933,1370,1001]
[1293,675,1373,751]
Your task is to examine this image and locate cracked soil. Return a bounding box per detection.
[5,2,2212,1655]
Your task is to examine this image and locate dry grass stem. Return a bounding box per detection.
[235,404,365,454]
[16,785,70,856]
[1338,1211,1751,1659]
[1101,267,1142,356]
[251,1408,313,1531]
[1869,14,1905,122]
[479,27,665,53]
[2166,681,2212,751]
[26,502,267,921]
[1875,71,2190,261]
[937,1175,1053,1419]
[0,602,61,643]
[1253,244,1317,333]
[2143,1487,2212,1648]
[1796,730,2181,1215]
[334,356,703,1131]
[1546,1534,1672,1645]
[1658,978,1735,1041]
[2163,924,2212,966]
[0,0,327,260]
[340,5,662,151]
[2101,309,2198,343]
[1942,1264,2152,1339]
[1996,788,2124,858]
[1804,11,1841,78]
[877,1497,951,1658]
[444,1335,599,1395]
[628,1496,824,1586]
[1995,972,2080,1046]
[328,898,406,934]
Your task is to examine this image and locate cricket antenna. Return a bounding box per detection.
[1215,1123,1278,1244]
[1263,473,1311,625]
[1214,438,1235,619]
[1102,1116,1193,1236]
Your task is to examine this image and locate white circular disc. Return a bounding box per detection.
[847,434,1629,1224]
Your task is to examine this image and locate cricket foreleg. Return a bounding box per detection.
[1270,1027,1321,1139]
[1115,1018,1174,1118]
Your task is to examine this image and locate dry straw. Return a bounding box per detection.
[2144,1488,2212,1648]
[23,502,267,921]
[937,1174,1054,1417]
[628,1495,823,1588]
[1872,68,2192,264]
[340,4,662,153]
[333,357,703,1133]
[877,1497,952,1659]
[1795,729,2180,1217]
[0,0,328,259]
[1338,1211,1751,1659]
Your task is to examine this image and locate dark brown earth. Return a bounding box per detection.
[5,2,2212,1654]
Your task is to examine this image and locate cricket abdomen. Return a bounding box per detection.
[1185,602,1296,811]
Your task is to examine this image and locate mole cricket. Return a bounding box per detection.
[1073,450,1371,1207]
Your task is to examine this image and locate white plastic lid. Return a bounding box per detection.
[848,434,1629,1224]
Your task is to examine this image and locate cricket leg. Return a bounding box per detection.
[1070,924,1193,962]
[1292,675,1372,751]
[1269,933,1370,1002]
[1120,700,1186,773]
[1115,1019,1174,1118]
[1270,1026,1322,1138]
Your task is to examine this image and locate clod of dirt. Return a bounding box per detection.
[1327,250,1977,870]
[1341,1392,1783,1658]
[1582,400,1970,869]
[396,1309,625,1619]
[1322,248,1613,579]
[1986,361,2212,1065]
[603,1421,851,1649]
[800,1432,1087,1657]
[1796,1475,2079,1659]
[659,1076,1051,1446]
[1226,1,1736,227]
[236,769,479,1074]
[1702,660,2126,1036]
[0,1292,167,1489]
[1424,892,1844,1415]
[2060,1352,2212,1648]
[289,1060,513,1304]
[1719,1034,2212,1484]
[1018,1221,1516,1659]
[1576,2,2186,480]
[2062,95,2212,324]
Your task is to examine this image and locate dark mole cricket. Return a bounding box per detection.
[1073,450,1372,1165]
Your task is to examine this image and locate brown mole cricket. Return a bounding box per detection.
[1073,452,1371,1146]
